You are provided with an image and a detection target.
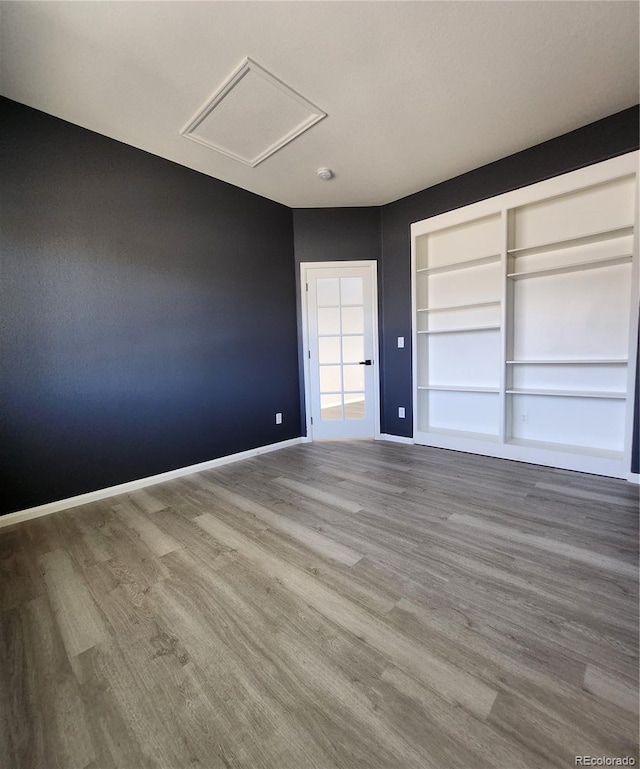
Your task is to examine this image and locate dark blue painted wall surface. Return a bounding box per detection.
[0,97,300,515]
[292,208,382,434]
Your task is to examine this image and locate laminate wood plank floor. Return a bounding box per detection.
[1,441,638,769]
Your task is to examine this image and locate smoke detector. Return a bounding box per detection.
[317,167,333,180]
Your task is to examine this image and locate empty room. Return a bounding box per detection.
[1,2,639,768]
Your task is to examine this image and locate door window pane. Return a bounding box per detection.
[343,365,364,391]
[319,365,342,392]
[319,337,341,364]
[344,395,365,420]
[342,336,364,363]
[321,394,343,420]
[317,278,340,306]
[317,307,341,335]
[340,277,363,305]
[310,269,371,432]
[341,306,364,334]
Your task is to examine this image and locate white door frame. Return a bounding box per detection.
[300,260,381,441]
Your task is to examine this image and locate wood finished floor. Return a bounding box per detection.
[1,441,638,769]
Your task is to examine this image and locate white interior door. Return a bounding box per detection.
[303,262,378,439]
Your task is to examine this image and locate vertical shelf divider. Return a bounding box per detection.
[411,229,420,437]
[504,207,517,446]
[623,173,640,474]
[498,208,509,443]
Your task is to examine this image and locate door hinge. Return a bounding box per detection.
[310,416,314,425]
[308,350,311,359]
[305,282,309,292]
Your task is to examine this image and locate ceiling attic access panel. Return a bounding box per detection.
[180,58,327,167]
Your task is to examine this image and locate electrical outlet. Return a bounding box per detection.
[397,336,405,349]
[275,412,283,425]
[398,407,406,418]
[520,413,529,424]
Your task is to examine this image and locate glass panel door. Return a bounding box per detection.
[306,264,377,440]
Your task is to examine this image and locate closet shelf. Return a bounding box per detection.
[506,359,628,365]
[424,426,500,443]
[507,254,631,280]
[507,224,633,257]
[507,437,624,460]
[418,385,499,393]
[506,388,626,400]
[416,253,500,275]
[417,325,500,335]
[416,300,500,314]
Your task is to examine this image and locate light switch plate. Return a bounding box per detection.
[397,336,405,348]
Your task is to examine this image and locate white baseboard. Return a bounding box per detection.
[628,472,640,485]
[0,437,303,529]
[377,433,414,445]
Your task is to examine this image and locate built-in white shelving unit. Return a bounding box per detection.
[411,152,639,479]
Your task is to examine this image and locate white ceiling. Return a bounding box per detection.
[1,1,638,208]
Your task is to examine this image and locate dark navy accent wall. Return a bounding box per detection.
[0,97,300,515]
[380,106,640,439]
[293,208,382,264]
[292,208,382,434]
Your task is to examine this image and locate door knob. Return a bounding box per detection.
[359,359,373,366]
